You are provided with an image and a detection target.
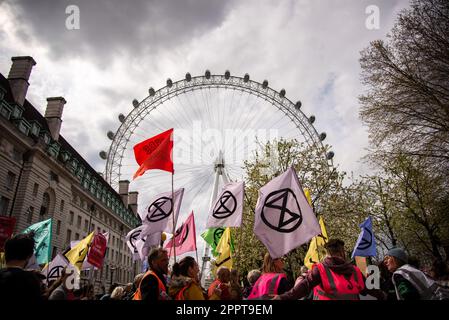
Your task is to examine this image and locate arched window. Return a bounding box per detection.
[40,192,50,216]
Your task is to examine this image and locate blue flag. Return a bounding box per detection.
[351,216,376,258]
[22,218,53,265]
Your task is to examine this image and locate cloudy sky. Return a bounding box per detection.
[0,0,411,264]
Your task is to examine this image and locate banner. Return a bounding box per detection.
[41,253,69,283]
[165,211,196,256]
[22,218,53,265]
[139,188,184,235]
[351,216,376,258]
[213,227,233,273]
[65,232,94,270]
[304,216,329,269]
[0,216,16,251]
[133,128,174,179]
[87,233,107,268]
[201,227,235,257]
[254,166,321,258]
[206,182,244,228]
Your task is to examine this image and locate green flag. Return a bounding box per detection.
[22,218,52,265]
[200,227,235,256]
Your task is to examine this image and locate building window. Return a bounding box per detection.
[84,219,88,232]
[92,223,95,231]
[52,246,57,259]
[32,183,39,197]
[69,211,74,225]
[56,220,61,235]
[77,216,81,229]
[26,206,34,223]
[60,200,65,212]
[1,196,10,216]
[40,192,50,216]
[75,233,79,240]
[66,229,72,244]
[97,227,100,234]
[6,172,16,190]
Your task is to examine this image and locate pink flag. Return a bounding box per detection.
[254,166,321,258]
[164,211,196,257]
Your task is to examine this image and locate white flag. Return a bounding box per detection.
[139,188,184,235]
[41,254,69,283]
[206,182,244,228]
[126,226,161,261]
[254,166,321,259]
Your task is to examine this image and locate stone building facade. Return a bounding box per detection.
[0,56,142,293]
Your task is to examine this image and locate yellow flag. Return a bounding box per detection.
[355,256,368,276]
[213,227,232,274]
[65,232,94,270]
[303,188,312,206]
[304,217,328,269]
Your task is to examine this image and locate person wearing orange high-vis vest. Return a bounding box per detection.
[248,253,292,300]
[273,239,386,300]
[133,248,170,301]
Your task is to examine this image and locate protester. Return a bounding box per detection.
[111,286,125,300]
[229,269,243,300]
[273,239,384,300]
[208,266,231,300]
[80,284,95,300]
[378,258,396,300]
[48,269,76,300]
[133,248,170,300]
[123,273,144,300]
[385,247,443,300]
[248,253,291,299]
[242,269,261,299]
[0,234,44,301]
[169,256,205,300]
[100,282,119,300]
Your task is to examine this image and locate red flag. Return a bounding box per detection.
[86,233,107,268]
[133,128,174,179]
[164,211,196,257]
[0,216,16,251]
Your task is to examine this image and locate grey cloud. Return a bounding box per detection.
[11,0,233,65]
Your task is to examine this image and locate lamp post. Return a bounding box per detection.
[110,267,115,289]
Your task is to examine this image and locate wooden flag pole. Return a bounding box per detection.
[171,172,177,264]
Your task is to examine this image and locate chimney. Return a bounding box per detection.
[45,97,67,141]
[128,191,138,217]
[7,56,36,106]
[119,180,130,207]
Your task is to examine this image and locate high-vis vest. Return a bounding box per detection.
[312,263,364,300]
[247,273,287,300]
[133,270,168,300]
[393,264,438,300]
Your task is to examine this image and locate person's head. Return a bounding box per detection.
[111,286,124,300]
[171,256,199,280]
[324,239,346,259]
[109,282,120,294]
[4,233,35,267]
[247,269,262,286]
[147,248,169,274]
[230,269,239,284]
[133,273,144,289]
[262,253,285,273]
[124,282,133,293]
[216,266,231,283]
[384,248,408,273]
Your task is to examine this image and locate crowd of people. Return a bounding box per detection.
[1,234,448,301]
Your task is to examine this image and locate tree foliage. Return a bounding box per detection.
[359,0,449,174]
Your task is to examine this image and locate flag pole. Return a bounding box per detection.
[171,172,176,264]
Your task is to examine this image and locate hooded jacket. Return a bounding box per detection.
[279,256,384,300]
[168,275,205,300]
